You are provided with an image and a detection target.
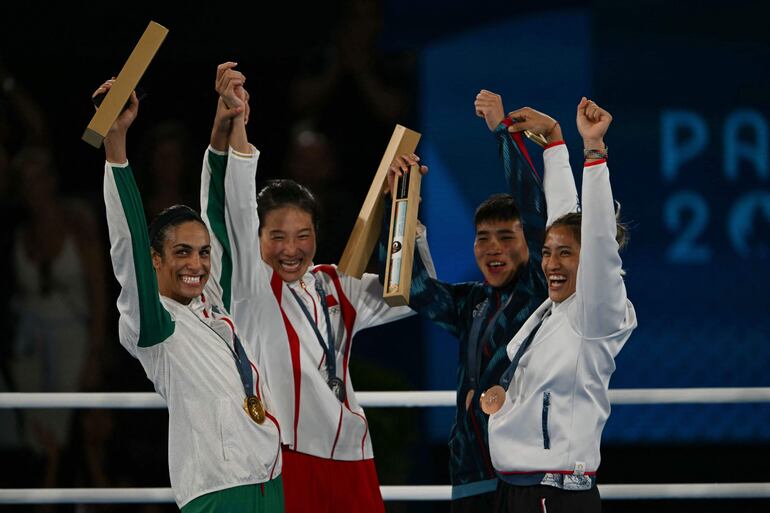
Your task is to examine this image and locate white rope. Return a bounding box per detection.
[608,387,770,404]
[2,388,770,409]
[0,393,165,409]
[600,483,770,500]
[2,483,770,503]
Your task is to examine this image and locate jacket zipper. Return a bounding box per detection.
[542,391,551,450]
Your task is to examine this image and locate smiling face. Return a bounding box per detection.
[151,221,211,304]
[474,218,529,288]
[259,206,317,282]
[541,225,581,303]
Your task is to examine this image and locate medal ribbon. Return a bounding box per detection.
[498,307,551,390]
[231,333,255,399]
[467,292,516,389]
[196,311,255,399]
[288,278,337,383]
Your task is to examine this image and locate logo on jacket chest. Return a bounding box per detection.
[325,294,341,317]
[472,299,489,319]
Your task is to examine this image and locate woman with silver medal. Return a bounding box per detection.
[206,63,435,513]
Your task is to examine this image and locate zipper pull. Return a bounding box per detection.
[299,279,307,291]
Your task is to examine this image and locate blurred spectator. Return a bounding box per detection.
[0,58,48,426]
[0,63,51,493]
[9,145,107,494]
[0,58,48,150]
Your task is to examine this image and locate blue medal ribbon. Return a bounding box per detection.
[467,292,516,391]
[498,307,551,390]
[289,277,341,398]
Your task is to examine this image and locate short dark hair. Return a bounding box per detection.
[547,202,628,250]
[148,204,206,255]
[474,193,521,228]
[256,179,321,234]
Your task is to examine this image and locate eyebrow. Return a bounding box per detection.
[172,243,211,250]
[269,228,312,235]
[477,229,516,235]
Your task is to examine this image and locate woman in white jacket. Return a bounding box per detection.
[96,75,283,512]
[484,98,637,513]
[206,62,434,513]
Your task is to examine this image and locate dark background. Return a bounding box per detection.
[1,1,769,511]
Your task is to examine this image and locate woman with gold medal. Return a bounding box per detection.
[96,65,284,512]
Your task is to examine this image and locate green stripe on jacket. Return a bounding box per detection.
[205,151,234,311]
[113,165,175,347]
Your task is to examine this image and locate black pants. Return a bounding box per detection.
[493,483,601,513]
[451,490,496,513]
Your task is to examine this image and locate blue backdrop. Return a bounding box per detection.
[417,7,770,444]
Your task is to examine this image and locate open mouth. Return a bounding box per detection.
[487,261,506,272]
[548,274,567,289]
[279,258,303,274]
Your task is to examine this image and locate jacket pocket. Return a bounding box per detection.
[541,392,551,450]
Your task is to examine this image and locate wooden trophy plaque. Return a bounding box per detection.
[383,164,422,306]
[338,124,421,278]
[82,21,168,148]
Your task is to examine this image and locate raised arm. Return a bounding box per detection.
[217,68,272,303]
[475,90,546,259]
[97,80,174,355]
[200,62,250,310]
[573,98,628,338]
[505,105,579,225]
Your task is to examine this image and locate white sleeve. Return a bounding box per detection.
[337,269,414,335]
[543,143,579,226]
[103,161,175,357]
[414,224,437,279]
[223,146,273,302]
[572,161,630,338]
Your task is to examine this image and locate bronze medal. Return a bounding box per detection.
[480,385,506,415]
[244,395,266,424]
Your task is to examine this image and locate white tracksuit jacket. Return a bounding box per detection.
[488,152,637,482]
[104,155,281,508]
[211,145,434,461]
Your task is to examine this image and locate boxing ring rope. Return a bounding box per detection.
[2,483,770,503]
[3,387,770,409]
[2,387,770,503]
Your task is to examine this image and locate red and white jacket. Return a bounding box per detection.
[218,146,432,460]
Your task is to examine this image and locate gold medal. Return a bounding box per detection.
[480,385,506,415]
[244,395,266,424]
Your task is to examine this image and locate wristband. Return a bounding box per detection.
[583,146,608,160]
